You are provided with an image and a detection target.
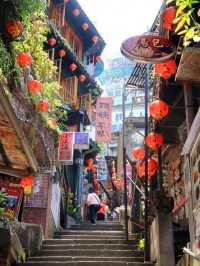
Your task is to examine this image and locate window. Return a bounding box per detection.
[49,3,63,29]
[60,76,78,105]
[79,93,92,112]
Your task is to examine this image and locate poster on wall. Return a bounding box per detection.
[96,97,113,142]
[58,132,74,165]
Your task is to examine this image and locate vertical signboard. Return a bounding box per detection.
[58,132,74,165]
[96,97,113,142]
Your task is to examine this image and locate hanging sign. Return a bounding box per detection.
[58,132,74,164]
[121,34,176,63]
[96,97,113,142]
[97,156,108,181]
[74,132,89,150]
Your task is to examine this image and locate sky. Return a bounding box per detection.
[79,0,163,59]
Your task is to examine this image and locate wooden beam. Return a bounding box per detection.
[0,141,11,166]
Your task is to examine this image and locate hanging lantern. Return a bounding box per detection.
[79,74,86,82]
[96,55,101,62]
[27,80,42,94]
[86,158,94,167]
[48,38,57,46]
[136,159,158,178]
[155,60,177,80]
[38,100,49,112]
[132,147,145,161]
[145,132,164,149]
[149,100,169,120]
[82,23,89,31]
[6,20,23,38]
[92,35,99,44]
[162,6,176,30]
[72,8,80,16]
[58,49,66,58]
[69,63,77,72]
[20,176,34,195]
[17,53,33,67]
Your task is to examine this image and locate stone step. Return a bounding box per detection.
[69,225,123,231]
[43,239,137,245]
[54,234,125,240]
[56,230,124,235]
[19,262,153,266]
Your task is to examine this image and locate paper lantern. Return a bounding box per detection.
[17,53,33,67]
[73,8,80,16]
[145,132,164,149]
[38,100,49,112]
[27,80,42,94]
[136,159,158,178]
[48,38,56,46]
[149,100,169,120]
[96,55,101,62]
[79,74,86,82]
[82,23,89,31]
[155,60,177,80]
[6,20,23,38]
[58,49,66,58]
[86,158,94,167]
[69,63,77,72]
[132,147,145,161]
[20,176,34,188]
[162,6,176,30]
[92,35,99,44]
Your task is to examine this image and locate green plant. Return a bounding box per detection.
[0,192,13,228]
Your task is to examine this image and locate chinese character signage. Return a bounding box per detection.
[96,97,113,142]
[74,132,89,150]
[58,132,74,164]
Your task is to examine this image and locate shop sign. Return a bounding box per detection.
[96,97,113,142]
[58,132,74,165]
[121,34,176,63]
[74,132,89,150]
[97,156,108,181]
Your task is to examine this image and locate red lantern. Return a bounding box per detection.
[58,49,66,58]
[145,132,164,149]
[48,38,56,46]
[82,23,89,31]
[69,63,77,72]
[86,158,94,167]
[79,74,86,82]
[27,80,42,94]
[92,35,99,44]
[155,60,177,80]
[96,55,101,62]
[20,176,34,188]
[38,100,49,112]
[6,20,23,38]
[137,159,158,178]
[149,100,169,120]
[17,53,33,67]
[72,8,80,16]
[132,147,145,161]
[162,6,176,30]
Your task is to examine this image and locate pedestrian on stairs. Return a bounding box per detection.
[87,187,101,224]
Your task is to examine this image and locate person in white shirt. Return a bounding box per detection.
[87,187,100,224]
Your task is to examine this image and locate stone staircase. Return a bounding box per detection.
[19,222,153,266]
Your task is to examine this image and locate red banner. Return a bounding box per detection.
[96,97,113,142]
[58,132,74,164]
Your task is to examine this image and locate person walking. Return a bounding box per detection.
[87,187,100,224]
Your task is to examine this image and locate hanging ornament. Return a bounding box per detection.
[136,159,158,178]
[79,74,86,82]
[27,80,42,94]
[72,8,80,16]
[69,63,77,72]
[96,55,101,62]
[6,20,23,38]
[82,23,89,31]
[149,99,169,120]
[132,147,145,161]
[86,158,94,168]
[20,176,34,195]
[155,60,177,80]
[38,100,49,112]
[162,6,176,30]
[145,132,164,149]
[92,35,99,44]
[48,38,57,46]
[17,53,33,67]
[58,49,66,58]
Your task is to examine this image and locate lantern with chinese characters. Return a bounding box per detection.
[162,6,176,30]
[149,100,169,120]
[92,36,99,44]
[38,100,49,112]
[6,20,23,38]
[69,63,77,72]
[132,147,145,161]
[155,60,177,80]
[17,53,33,67]
[48,38,56,46]
[27,80,42,94]
[82,23,89,31]
[145,132,164,149]
[96,55,101,62]
[136,159,158,178]
[58,49,66,58]
[79,74,86,82]
[73,8,80,16]
[20,176,34,195]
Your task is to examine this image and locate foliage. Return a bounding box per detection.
[0,192,13,228]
